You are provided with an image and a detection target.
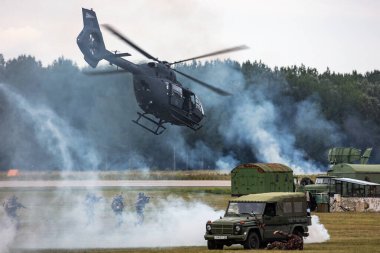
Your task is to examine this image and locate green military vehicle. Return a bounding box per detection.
[303,147,377,195]
[231,163,294,196]
[302,147,379,211]
[302,175,336,195]
[204,192,311,250]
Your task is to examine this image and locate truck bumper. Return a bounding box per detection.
[204,234,247,242]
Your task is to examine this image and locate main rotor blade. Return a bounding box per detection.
[82,69,129,75]
[102,24,159,62]
[173,69,231,96]
[170,45,249,65]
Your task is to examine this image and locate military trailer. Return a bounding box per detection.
[204,192,311,250]
[231,163,294,196]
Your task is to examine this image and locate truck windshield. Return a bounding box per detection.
[226,202,265,217]
[316,178,334,184]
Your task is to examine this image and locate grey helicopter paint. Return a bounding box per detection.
[77,8,247,135]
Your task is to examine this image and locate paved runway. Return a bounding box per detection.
[0,180,231,188]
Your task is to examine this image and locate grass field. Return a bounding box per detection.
[2,187,380,253]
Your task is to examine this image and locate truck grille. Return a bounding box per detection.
[211,224,233,235]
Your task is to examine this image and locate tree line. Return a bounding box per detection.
[0,53,379,170]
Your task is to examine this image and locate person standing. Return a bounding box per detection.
[3,195,26,229]
[111,193,125,227]
[135,192,150,225]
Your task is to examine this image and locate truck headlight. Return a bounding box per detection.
[234,225,242,234]
[206,224,212,231]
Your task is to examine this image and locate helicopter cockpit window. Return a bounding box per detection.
[191,94,196,106]
[194,95,204,115]
[171,72,177,82]
[172,84,182,97]
[147,62,157,68]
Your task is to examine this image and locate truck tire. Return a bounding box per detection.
[292,227,304,236]
[215,243,223,250]
[207,240,216,250]
[243,232,260,249]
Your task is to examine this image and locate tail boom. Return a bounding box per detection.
[77,8,140,74]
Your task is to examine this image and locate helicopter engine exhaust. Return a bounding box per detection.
[77,8,106,68]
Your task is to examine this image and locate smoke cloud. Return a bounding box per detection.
[0,216,16,253]
[304,215,330,243]
[9,193,224,249]
[0,83,100,170]
[176,61,343,173]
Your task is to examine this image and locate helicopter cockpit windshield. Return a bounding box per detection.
[193,95,204,115]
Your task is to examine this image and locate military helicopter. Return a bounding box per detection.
[77,8,247,135]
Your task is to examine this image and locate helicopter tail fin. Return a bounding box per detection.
[77,8,107,68]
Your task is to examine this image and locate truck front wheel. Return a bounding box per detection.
[243,232,260,249]
[207,240,216,250]
[207,240,223,250]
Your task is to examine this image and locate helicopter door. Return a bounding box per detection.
[170,83,184,109]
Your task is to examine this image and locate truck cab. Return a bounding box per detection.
[304,175,336,195]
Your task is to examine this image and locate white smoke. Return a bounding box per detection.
[221,93,321,174]
[0,216,17,253]
[216,154,238,173]
[176,62,342,173]
[0,83,100,170]
[122,198,224,247]
[304,215,330,243]
[15,196,223,249]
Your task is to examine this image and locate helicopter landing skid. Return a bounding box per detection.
[132,112,166,135]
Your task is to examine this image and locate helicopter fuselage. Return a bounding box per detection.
[132,62,204,126]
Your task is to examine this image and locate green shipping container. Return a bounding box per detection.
[231,163,294,196]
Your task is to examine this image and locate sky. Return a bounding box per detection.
[0,0,379,73]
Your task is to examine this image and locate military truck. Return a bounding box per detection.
[204,192,311,250]
[302,147,380,211]
[231,163,294,196]
[302,175,336,195]
[302,148,379,193]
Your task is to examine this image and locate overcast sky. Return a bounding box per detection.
[0,0,379,73]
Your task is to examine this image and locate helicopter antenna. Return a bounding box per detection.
[102,24,160,62]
